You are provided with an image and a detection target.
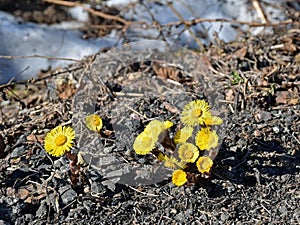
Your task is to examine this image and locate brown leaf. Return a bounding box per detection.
[275,91,291,104]
[152,61,192,83]
[162,102,180,114]
[225,89,235,102]
[275,91,299,105]
[26,134,44,143]
[18,188,30,200]
[234,47,247,59]
[58,83,76,99]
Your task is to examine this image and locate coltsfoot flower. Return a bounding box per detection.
[178,143,199,163]
[44,126,75,157]
[172,169,188,186]
[196,156,213,173]
[164,155,186,169]
[174,126,194,144]
[86,114,103,132]
[195,127,219,150]
[204,116,223,126]
[144,119,173,137]
[181,100,212,127]
[133,130,158,155]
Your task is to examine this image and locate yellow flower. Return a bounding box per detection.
[174,126,193,144]
[163,120,173,129]
[157,152,166,161]
[196,156,213,173]
[181,100,212,127]
[195,127,219,150]
[164,155,186,169]
[178,143,199,163]
[44,126,75,157]
[172,169,187,186]
[133,130,158,155]
[86,114,103,132]
[204,116,223,126]
[144,119,173,138]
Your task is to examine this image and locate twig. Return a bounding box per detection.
[0,54,80,62]
[165,18,294,28]
[124,104,148,120]
[252,0,269,23]
[166,1,205,52]
[43,0,140,32]
[0,66,84,90]
[127,185,159,197]
[140,0,167,41]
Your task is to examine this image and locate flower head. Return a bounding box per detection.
[196,156,213,173]
[174,126,193,144]
[44,126,75,157]
[163,120,174,129]
[133,130,158,155]
[172,169,187,186]
[181,100,212,127]
[164,155,186,169]
[157,152,166,161]
[178,143,199,163]
[195,127,219,150]
[204,116,223,126]
[86,114,103,132]
[144,119,173,138]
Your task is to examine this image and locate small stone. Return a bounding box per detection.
[199,213,208,221]
[36,199,48,219]
[10,146,25,158]
[58,186,77,205]
[0,220,10,225]
[220,212,229,221]
[272,126,280,133]
[253,130,261,137]
[170,208,177,214]
[90,181,105,195]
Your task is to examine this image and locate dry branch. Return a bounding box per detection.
[165,18,295,28]
[43,0,144,31]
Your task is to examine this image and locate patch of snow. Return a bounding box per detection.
[0,0,293,83]
[68,5,90,22]
[0,11,118,84]
[110,0,290,48]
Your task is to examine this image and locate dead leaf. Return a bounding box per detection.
[234,47,247,59]
[27,134,44,143]
[225,89,235,102]
[295,53,300,65]
[162,102,180,114]
[289,98,299,105]
[58,83,76,99]
[275,91,299,105]
[275,91,290,104]
[18,188,30,200]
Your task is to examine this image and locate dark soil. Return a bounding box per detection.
[0,1,299,225]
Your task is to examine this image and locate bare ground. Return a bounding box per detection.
[0,1,299,224]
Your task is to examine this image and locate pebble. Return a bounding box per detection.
[90,181,105,195]
[272,126,280,133]
[35,199,48,218]
[220,212,229,221]
[58,186,77,205]
[10,146,25,158]
[0,220,10,225]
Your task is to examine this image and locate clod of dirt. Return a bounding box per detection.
[0,134,6,158]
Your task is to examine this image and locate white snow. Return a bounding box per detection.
[0,11,118,84]
[0,0,293,83]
